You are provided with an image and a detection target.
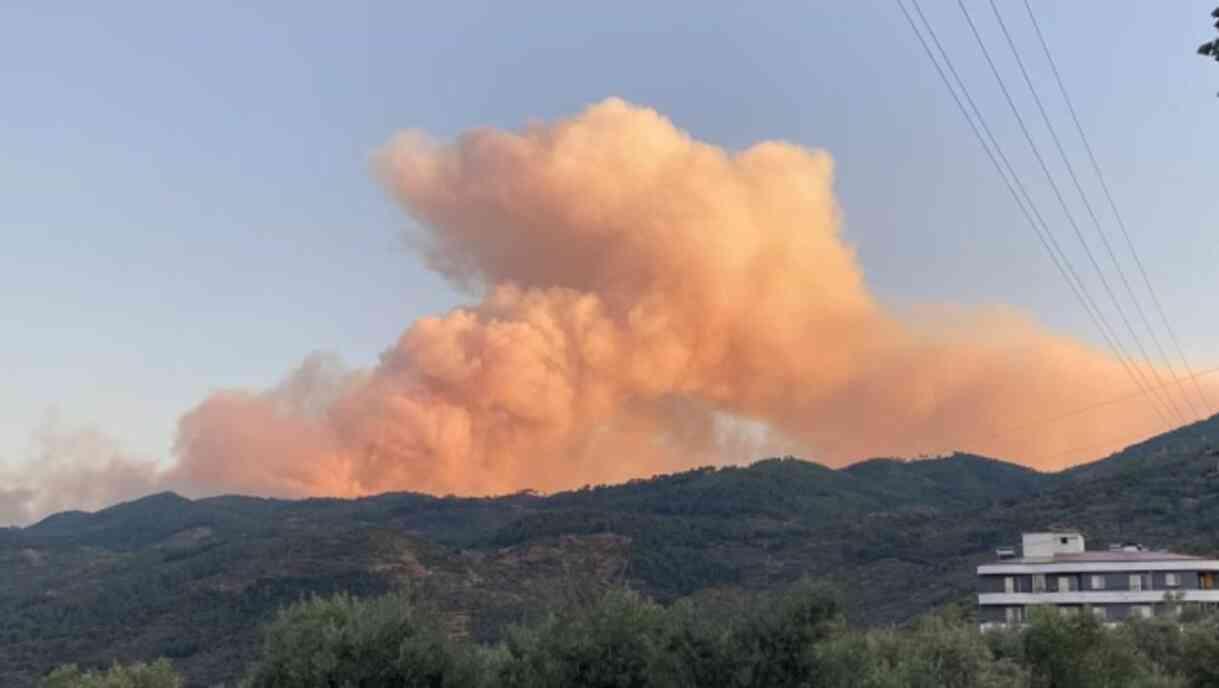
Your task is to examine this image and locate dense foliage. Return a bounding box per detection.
[11,413,1219,686]
[41,659,180,688]
[241,590,486,688]
[41,585,1219,688]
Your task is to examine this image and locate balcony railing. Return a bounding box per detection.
[978,590,1219,605]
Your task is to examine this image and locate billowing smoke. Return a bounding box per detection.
[0,417,164,525]
[155,98,1214,501]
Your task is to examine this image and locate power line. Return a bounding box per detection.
[900,0,1170,427]
[1022,0,1213,416]
[976,371,1219,466]
[953,366,1219,468]
[992,365,1219,440]
[1033,429,1159,466]
[1030,413,1215,467]
[897,0,1173,426]
[986,0,1199,422]
[954,0,1184,426]
[953,0,1188,427]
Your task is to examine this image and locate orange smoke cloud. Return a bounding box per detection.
[168,98,1214,499]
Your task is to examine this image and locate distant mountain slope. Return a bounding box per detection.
[1064,413,1219,482]
[843,452,1052,506]
[4,417,1218,687]
[543,452,1048,519]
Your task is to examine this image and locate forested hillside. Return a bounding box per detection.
[5,414,1219,687]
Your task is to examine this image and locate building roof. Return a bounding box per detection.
[991,550,1206,565]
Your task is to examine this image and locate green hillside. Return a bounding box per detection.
[5,415,1219,687]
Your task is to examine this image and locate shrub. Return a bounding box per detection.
[1024,607,1149,688]
[42,659,181,688]
[496,589,669,688]
[1128,617,1186,677]
[727,578,843,688]
[1182,619,1219,688]
[816,610,1025,688]
[240,589,484,688]
[657,595,745,688]
[496,578,843,688]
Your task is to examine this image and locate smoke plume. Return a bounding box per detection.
[161,99,1211,500]
[1,417,165,526]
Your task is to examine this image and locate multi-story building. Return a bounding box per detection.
[977,531,1219,628]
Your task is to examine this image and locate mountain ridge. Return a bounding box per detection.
[5,416,1219,687]
[15,451,1048,539]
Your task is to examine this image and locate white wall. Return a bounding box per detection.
[1023,532,1085,559]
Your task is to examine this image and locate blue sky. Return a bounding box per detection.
[2,1,1217,473]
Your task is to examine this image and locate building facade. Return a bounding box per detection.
[977,532,1219,628]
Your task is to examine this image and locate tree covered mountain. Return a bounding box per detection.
[4,414,1219,687]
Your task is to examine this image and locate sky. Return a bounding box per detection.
[1,2,1218,518]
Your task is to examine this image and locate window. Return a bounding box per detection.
[1092,606,1107,620]
[1132,605,1153,619]
[1202,573,1215,590]
[1058,576,1072,592]
[1091,575,1106,590]
[1033,574,1047,593]
[1130,574,1143,592]
[1004,576,1015,594]
[1165,572,1180,587]
[1006,607,1024,624]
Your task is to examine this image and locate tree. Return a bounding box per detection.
[41,660,181,688]
[1182,618,1219,688]
[496,589,670,688]
[239,590,486,688]
[726,578,843,688]
[1198,7,1219,67]
[1023,607,1151,688]
[816,608,1025,688]
[656,596,744,688]
[1128,615,1186,678]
